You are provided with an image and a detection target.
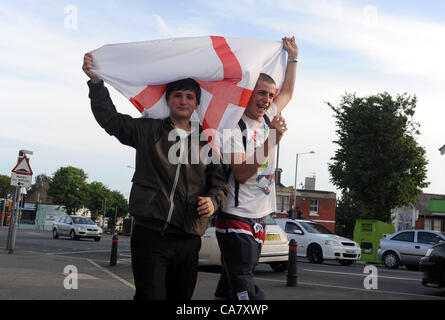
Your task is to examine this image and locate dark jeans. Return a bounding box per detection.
[214,213,265,300]
[130,225,201,300]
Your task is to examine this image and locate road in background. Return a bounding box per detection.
[1,227,444,300]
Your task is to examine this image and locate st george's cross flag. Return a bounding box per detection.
[90,36,287,149]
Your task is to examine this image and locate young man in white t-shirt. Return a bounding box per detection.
[214,36,298,300]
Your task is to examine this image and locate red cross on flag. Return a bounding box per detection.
[90,36,286,148]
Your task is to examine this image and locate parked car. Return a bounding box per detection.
[52,215,103,241]
[275,218,361,266]
[378,230,445,270]
[420,242,445,288]
[199,215,289,272]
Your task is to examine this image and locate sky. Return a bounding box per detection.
[1,0,445,200]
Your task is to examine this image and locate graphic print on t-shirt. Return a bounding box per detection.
[253,123,275,195]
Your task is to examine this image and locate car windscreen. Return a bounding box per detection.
[265,215,277,225]
[72,217,95,225]
[299,221,333,234]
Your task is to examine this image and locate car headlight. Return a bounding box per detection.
[77,226,86,231]
[425,248,433,257]
[325,240,341,246]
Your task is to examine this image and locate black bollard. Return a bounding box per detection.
[110,233,118,266]
[287,239,297,287]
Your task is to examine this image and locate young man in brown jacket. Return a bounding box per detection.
[83,53,228,300]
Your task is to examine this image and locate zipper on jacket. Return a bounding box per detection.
[163,134,187,233]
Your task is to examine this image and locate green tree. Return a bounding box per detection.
[48,166,89,214]
[105,190,129,223]
[85,181,109,220]
[0,175,15,199]
[334,192,364,238]
[328,92,429,224]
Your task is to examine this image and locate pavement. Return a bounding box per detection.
[2,246,443,301]
[2,227,445,303]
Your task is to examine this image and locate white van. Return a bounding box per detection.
[276,218,361,266]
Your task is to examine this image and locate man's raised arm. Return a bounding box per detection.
[274,36,298,114]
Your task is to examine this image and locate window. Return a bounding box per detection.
[309,199,319,216]
[391,231,414,242]
[434,219,442,232]
[418,232,442,245]
[299,221,333,234]
[72,217,95,225]
[424,218,432,230]
[285,222,303,234]
[283,196,290,212]
[276,196,283,212]
[265,215,277,225]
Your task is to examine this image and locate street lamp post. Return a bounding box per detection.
[292,151,315,219]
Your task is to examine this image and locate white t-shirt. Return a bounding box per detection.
[222,103,277,219]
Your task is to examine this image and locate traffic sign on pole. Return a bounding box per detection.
[11,156,33,175]
[10,173,32,188]
[7,151,33,254]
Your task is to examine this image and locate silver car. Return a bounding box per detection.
[52,215,103,241]
[378,229,445,270]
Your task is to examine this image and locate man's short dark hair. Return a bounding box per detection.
[166,78,201,105]
[258,73,276,86]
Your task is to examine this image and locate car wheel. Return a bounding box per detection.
[69,230,79,240]
[270,262,288,272]
[307,244,324,264]
[383,251,399,269]
[339,259,354,266]
[52,228,59,239]
[94,237,101,242]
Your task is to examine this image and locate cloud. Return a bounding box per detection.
[152,13,213,38]
[258,1,445,84]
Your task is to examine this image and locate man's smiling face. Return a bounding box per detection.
[244,80,276,121]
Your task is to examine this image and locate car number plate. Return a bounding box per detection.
[346,250,356,254]
[265,234,280,241]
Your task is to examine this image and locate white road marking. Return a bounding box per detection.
[47,250,131,256]
[302,268,420,281]
[47,250,111,255]
[251,276,444,299]
[87,259,135,290]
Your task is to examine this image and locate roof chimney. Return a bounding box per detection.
[275,168,283,186]
[304,176,316,190]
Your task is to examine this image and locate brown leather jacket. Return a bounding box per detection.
[88,81,228,236]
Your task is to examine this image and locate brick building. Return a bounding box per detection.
[392,193,445,232]
[274,168,337,233]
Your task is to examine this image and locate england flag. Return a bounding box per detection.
[90,36,287,148]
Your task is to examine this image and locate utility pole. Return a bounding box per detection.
[102,198,107,229]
